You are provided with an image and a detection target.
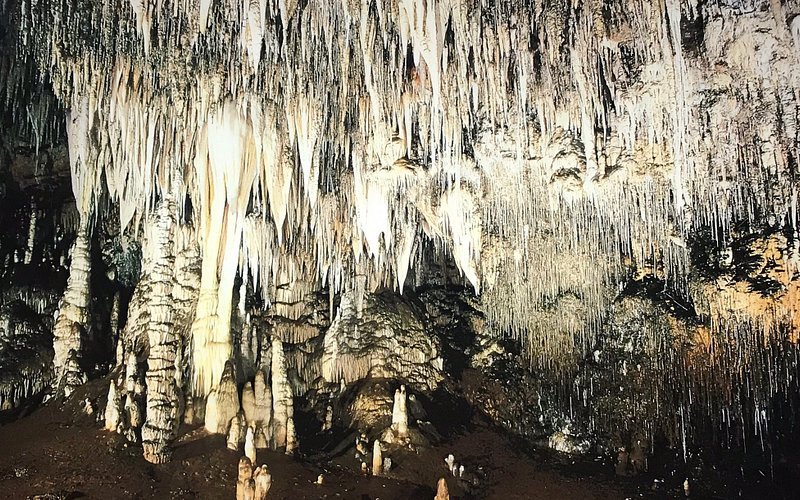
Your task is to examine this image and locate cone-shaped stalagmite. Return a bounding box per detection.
[245,426,257,464]
[52,230,90,396]
[253,466,272,499]
[253,369,272,447]
[242,382,256,424]
[435,478,450,500]
[205,361,239,435]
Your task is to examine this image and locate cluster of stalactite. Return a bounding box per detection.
[0,0,799,463]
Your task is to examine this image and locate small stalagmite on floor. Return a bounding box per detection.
[392,385,408,436]
[236,456,255,500]
[245,426,257,464]
[227,412,246,451]
[253,465,272,498]
[435,478,450,500]
[205,361,240,435]
[372,440,383,476]
[236,456,271,500]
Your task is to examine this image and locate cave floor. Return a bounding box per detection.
[0,380,646,500]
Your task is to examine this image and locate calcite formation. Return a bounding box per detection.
[435,478,450,500]
[372,439,383,476]
[322,294,443,391]
[0,0,798,477]
[236,456,272,500]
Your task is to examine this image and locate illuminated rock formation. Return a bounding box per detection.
[0,0,798,481]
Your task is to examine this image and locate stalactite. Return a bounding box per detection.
[4,0,799,456]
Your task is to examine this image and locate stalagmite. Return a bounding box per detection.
[238,380,254,421]
[24,202,37,264]
[253,466,272,499]
[244,426,257,464]
[285,415,297,454]
[236,456,271,500]
[124,370,146,443]
[254,427,268,450]
[435,478,450,500]
[142,200,182,464]
[52,231,90,391]
[205,361,239,435]
[236,456,255,500]
[391,385,409,438]
[253,370,271,423]
[103,381,120,433]
[109,293,121,362]
[322,405,333,432]
[271,338,290,448]
[252,369,272,446]
[204,390,221,435]
[58,349,87,397]
[228,412,246,451]
[372,440,383,476]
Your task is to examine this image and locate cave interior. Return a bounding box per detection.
[2,0,800,498]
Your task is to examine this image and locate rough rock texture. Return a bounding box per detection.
[205,361,240,435]
[141,200,180,464]
[252,369,272,448]
[322,293,443,391]
[1,0,800,477]
[0,301,54,410]
[435,478,450,500]
[51,229,90,393]
[271,337,294,450]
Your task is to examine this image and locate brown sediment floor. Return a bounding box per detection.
[0,380,640,500]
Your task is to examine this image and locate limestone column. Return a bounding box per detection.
[141,200,181,463]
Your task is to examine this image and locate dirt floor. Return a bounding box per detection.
[0,380,660,500]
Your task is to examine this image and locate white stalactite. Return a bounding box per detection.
[192,101,258,397]
[9,0,800,457]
